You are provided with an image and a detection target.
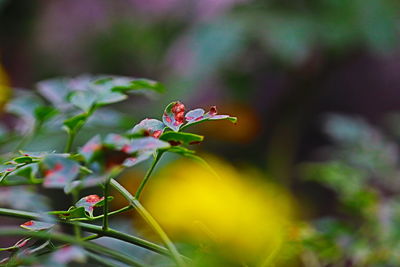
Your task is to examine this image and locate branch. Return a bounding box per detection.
[110,179,187,267]
[0,207,169,256]
[0,228,144,267]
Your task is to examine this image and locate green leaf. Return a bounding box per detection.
[63,174,107,194]
[63,113,88,134]
[41,155,80,188]
[163,146,197,156]
[75,195,113,217]
[160,131,204,146]
[120,137,170,167]
[95,91,127,107]
[122,137,170,154]
[103,134,130,150]
[20,220,55,231]
[37,78,72,108]
[68,91,97,112]
[182,105,237,130]
[50,206,88,220]
[0,165,17,183]
[130,119,165,138]
[162,101,185,132]
[13,163,40,182]
[34,106,58,123]
[79,135,103,162]
[6,92,43,120]
[122,151,154,167]
[111,78,165,93]
[13,156,33,164]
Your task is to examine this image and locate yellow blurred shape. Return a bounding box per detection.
[144,156,293,264]
[0,64,11,111]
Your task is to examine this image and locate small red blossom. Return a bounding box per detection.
[84,195,104,203]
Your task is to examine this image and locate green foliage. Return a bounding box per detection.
[0,75,237,266]
[300,115,400,266]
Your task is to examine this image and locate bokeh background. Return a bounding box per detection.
[2,0,400,266]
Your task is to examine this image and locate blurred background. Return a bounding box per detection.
[2,0,400,266]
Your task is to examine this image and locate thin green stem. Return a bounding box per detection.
[133,199,186,267]
[259,244,281,267]
[72,190,81,238]
[103,181,110,231]
[135,151,163,199]
[69,206,133,221]
[0,228,145,267]
[64,131,75,153]
[111,179,187,267]
[0,207,170,256]
[82,234,99,241]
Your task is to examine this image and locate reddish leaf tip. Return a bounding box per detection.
[21,221,35,227]
[84,195,104,203]
[209,106,218,116]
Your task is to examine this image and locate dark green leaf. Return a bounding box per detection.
[63,113,88,134]
[13,156,33,164]
[34,106,58,123]
[160,131,204,146]
[50,206,88,220]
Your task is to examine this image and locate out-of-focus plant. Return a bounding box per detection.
[144,156,293,266]
[299,115,400,266]
[0,75,249,266]
[0,64,10,111]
